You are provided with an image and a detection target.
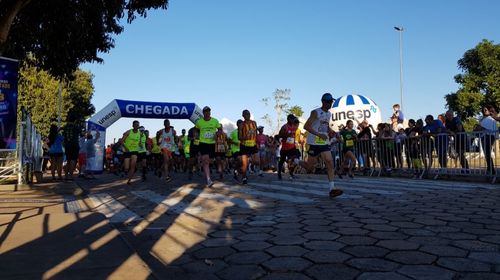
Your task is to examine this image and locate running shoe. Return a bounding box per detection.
[207,179,214,187]
[329,189,343,198]
[165,176,172,183]
[242,177,248,185]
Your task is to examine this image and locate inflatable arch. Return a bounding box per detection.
[329,94,382,130]
[87,99,203,173]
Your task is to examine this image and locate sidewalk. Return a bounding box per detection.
[0,180,154,280]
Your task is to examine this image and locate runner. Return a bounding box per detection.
[186,125,200,180]
[195,106,220,187]
[238,109,261,184]
[156,119,176,183]
[256,126,268,172]
[121,120,141,185]
[228,120,243,182]
[299,93,343,197]
[339,120,357,178]
[278,114,300,180]
[151,130,162,176]
[215,125,228,180]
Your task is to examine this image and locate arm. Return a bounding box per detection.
[304,110,327,140]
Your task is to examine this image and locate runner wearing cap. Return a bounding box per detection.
[195,106,220,187]
[300,93,343,197]
[156,119,177,183]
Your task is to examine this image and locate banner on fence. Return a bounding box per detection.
[0,57,18,149]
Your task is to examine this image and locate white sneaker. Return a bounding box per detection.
[207,179,214,187]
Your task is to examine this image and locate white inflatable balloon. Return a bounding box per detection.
[329,94,382,130]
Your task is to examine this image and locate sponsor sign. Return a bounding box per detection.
[329,94,382,130]
[0,57,18,149]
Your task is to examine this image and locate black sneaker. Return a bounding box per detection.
[165,176,172,183]
[329,189,343,198]
[242,177,248,185]
[278,173,282,180]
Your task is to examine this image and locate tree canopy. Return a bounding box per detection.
[445,40,500,119]
[18,60,95,137]
[0,0,169,77]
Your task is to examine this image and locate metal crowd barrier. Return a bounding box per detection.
[330,131,498,183]
[17,107,44,184]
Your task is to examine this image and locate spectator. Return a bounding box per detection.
[85,130,100,179]
[391,104,404,131]
[62,113,81,180]
[476,105,498,175]
[445,110,469,170]
[48,124,64,180]
[423,114,448,170]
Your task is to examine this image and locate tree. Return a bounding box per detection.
[445,40,500,119]
[0,0,169,77]
[287,105,304,118]
[261,89,291,135]
[18,60,95,137]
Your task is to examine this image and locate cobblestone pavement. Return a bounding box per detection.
[78,172,500,280]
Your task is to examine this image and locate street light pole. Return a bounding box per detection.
[394,26,404,112]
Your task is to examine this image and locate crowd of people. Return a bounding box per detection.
[42,93,499,197]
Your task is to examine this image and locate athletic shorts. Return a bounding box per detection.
[307,145,331,157]
[124,151,138,158]
[280,148,299,160]
[199,143,215,158]
[240,145,258,156]
[232,151,241,159]
[138,152,148,161]
[190,143,200,157]
[65,144,79,161]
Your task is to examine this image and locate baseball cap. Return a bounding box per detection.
[321,93,335,102]
[139,126,145,131]
[203,106,211,112]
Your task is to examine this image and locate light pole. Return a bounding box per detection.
[394,26,404,112]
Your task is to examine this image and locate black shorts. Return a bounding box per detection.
[138,152,149,161]
[190,143,200,156]
[240,145,257,156]
[280,148,299,160]
[307,145,330,157]
[124,151,138,158]
[232,151,241,159]
[199,143,215,158]
[65,144,79,161]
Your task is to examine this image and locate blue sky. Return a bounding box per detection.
[82,0,500,145]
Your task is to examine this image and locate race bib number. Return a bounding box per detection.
[204,132,214,139]
[243,140,256,147]
[286,137,295,144]
[346,140,354,147]
[315,136,326,145]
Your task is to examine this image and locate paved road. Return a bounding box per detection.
[77,172,500,280]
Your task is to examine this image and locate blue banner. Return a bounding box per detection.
[0,57,18,149]
[116,100,196,120]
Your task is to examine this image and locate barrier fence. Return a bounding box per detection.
[327,131,498,183]
[0,108,43,185]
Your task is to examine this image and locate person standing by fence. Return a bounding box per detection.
[477,105,498,176]
[445,111,469,170]
[48,124,64,181]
